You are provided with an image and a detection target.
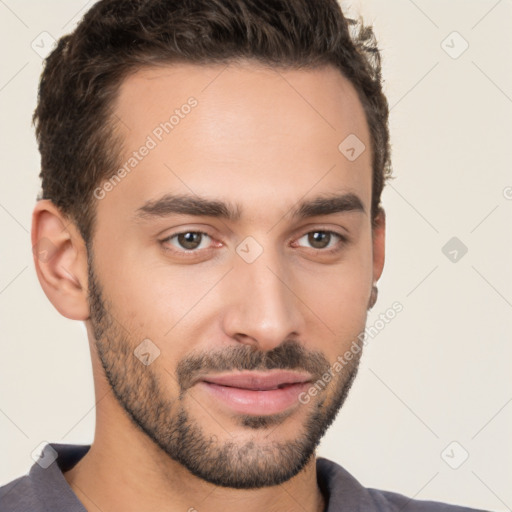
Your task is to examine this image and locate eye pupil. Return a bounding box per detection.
[178,232,202,250]
[308,231,330,249]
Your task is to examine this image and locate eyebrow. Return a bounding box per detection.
[133,192,365,222]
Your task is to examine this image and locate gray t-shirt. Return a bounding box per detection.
[0,443,491,511]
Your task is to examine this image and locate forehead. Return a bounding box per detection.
[100,61,372,225]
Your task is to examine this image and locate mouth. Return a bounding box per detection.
[195,370,312,416]
[202,370,311,390]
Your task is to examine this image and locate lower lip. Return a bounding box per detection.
[197,381,310,416]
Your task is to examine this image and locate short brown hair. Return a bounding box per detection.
[34,0,392,245]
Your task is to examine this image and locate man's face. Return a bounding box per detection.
[86,61,383,488]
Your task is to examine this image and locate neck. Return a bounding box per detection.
[63,395,326,512]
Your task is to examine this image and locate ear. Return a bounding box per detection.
[31,200,90,321]
[371,207,386,283]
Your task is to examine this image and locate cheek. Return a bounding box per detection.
[297,272,369,356]
[95,236,204,325]
[294,235,373,334]
[99,258,225,365]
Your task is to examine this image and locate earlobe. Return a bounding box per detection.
[31,200,90,321]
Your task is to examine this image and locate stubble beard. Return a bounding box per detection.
[86,253,363,489]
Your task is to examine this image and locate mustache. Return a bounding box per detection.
[176,339,331,393]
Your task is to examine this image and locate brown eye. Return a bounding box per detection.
[307,231,332,249]
[177,232,202,250]
[295,230,347,253]
[165,231,211,251]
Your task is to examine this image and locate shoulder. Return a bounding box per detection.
[366,487,492,512]
[0,443,90,512]
[316,457,492,512]
[0,474,44,512]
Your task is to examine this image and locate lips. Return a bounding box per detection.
[200,370,312,390]
[195,370,313,416]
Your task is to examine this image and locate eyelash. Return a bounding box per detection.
[160,229,349,258]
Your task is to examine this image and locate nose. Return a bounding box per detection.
[220,247,306,352]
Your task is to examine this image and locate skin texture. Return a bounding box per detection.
[32,61,385,512]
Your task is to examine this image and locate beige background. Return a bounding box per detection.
[1,1,511,510]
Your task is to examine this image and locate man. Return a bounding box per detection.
[0,0,491,511]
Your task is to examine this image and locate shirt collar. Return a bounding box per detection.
[30,443,379,512]
[316,456,379,511]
